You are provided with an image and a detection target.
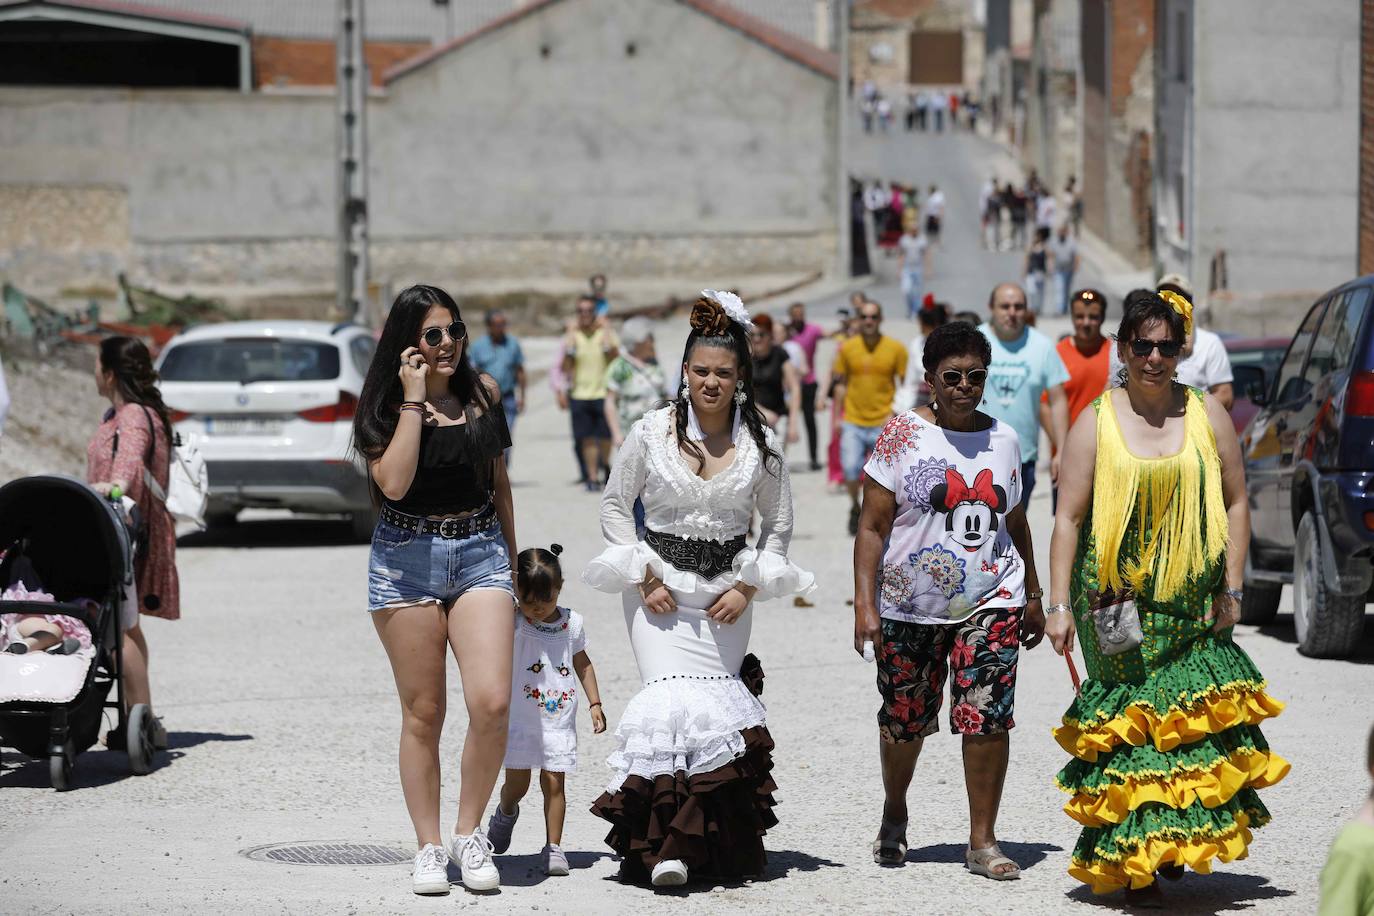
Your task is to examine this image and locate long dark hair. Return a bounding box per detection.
[100,336,172,441]
[352,285,501,481]
[676,297,782,476]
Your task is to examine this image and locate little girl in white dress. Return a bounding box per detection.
[487,544,606,877]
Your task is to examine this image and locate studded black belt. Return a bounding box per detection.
[644,529,746,579]
[380,502,497,539]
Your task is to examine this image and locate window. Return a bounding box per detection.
[1305,287,1371,383]
[1174,9,1189,82]
[160,339,341,383]
[1272,300,1328,404]
[349,335,377,378]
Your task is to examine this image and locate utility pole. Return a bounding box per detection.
[834,0,850,279]
[337,0,370,324]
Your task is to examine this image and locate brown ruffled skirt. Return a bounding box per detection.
[590,725,778,884]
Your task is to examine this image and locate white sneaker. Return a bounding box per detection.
[650,858,688,887]
[542,843,569,876]
[411,843,450,895]
[446,828,500,891]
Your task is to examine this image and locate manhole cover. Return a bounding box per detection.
[241,842,412,866]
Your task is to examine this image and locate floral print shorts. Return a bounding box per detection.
[876,608,1021,742]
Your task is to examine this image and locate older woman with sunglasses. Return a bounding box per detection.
[352,285,518,895]
[853,321,1046,881]
[1044,290,1287,906]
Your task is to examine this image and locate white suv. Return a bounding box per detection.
[155,320,377,538]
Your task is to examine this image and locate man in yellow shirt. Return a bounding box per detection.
[562,295,619,491]
[824,300,907,534]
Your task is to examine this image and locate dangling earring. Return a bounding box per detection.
[733,387,746,407]
[678,384,688,405]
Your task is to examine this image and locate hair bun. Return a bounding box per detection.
[549,543,563,557]
[689,297,733,337]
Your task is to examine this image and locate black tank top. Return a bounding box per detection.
[1028,247,1047,273]
[752,346,789,415]
[387,407,511,516]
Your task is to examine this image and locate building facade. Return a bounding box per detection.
[1079,0,1153,268]
[0,0,839,305]
[1155,0,1359,331]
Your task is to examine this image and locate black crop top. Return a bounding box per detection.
[388,406,512,516]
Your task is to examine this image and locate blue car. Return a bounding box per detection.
[1240,277,1374,657]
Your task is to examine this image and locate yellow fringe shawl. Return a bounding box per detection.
[1091,390,1229,601]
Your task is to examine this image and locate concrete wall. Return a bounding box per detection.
[1191,0,1358,307]
[0,0,836,302]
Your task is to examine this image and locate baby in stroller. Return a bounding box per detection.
[0,558,91,656]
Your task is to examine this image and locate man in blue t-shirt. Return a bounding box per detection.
[978,282,1069,506]
[467,310,526,463]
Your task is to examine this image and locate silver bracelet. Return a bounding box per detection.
[1223,588,1243,602]
[1045,603,1072,616]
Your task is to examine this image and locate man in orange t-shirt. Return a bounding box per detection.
[1041,288,1111,509]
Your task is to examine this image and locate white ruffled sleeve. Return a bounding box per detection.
[582,419,655,593]
[734,439,816,601]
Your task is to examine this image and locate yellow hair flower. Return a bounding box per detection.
[1158,289,1194,337]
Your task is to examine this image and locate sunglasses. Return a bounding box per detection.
[421,321,466,348]
[939,368,988,387]
[1129,337,1182,359]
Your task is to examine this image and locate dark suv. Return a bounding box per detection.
[1239,277,1374,657]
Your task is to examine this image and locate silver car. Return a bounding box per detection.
[156,320,377,539]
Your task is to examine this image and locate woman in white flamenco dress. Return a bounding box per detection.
[584,292,815,887]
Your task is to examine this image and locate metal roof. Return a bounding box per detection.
[104,0,821,43]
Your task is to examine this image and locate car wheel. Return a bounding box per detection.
[1238,579,1282,625]
[349,508,378,543]
[1293,511,1367,658]
[205,509,239,529]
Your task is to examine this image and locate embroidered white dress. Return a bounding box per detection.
[504,606,586,772]
[583,405,814,881]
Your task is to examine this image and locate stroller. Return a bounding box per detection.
[0,475,159,789]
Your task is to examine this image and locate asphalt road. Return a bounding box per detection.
[3,122,1372,916]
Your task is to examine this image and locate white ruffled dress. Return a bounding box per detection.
[583,405,814,879]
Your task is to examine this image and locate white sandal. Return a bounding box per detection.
[965,843,1021,880]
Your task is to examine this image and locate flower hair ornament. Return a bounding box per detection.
[694,289,755,334]
[1157,289,1194,337]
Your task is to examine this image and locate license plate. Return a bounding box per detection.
[205,416,284,436]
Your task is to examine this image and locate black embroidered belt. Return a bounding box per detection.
[380,502,497,539]
[644,529,746,579]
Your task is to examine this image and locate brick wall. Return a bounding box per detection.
[1361,0,1374,274]
[1109,0,1153,114]
[252,37,428,88]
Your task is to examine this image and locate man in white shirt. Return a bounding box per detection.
[922,184,946,246]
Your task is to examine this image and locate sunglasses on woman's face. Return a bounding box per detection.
[939,368,988,387]
[421,321,466,348]
[1129,337,1182,359]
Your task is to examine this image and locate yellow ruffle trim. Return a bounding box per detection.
[1055,685,1285,762]
[1061,749,1290,827]
[1069,815,1254,893]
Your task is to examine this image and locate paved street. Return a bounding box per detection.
[4,125,1373,915]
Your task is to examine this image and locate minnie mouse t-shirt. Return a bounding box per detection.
[863,411,1025,625]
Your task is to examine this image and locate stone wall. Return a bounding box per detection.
[0,0,837,305]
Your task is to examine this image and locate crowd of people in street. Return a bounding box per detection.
[18,265,1372,912]
[858,79,980,135]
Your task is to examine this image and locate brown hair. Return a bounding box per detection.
[516,544,563,604]
[99,336,172,440]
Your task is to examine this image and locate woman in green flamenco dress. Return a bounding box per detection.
[1044,289,1289,906]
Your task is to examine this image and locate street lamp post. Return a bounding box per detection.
[336,0,370,324]
[835,0,850,279]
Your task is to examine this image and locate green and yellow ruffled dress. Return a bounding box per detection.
[1055,388,1289,893]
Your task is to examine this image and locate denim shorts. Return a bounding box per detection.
[367,517,514,612]
[840,421,885,481]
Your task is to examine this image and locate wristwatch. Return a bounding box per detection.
[1027,589,1043,600]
